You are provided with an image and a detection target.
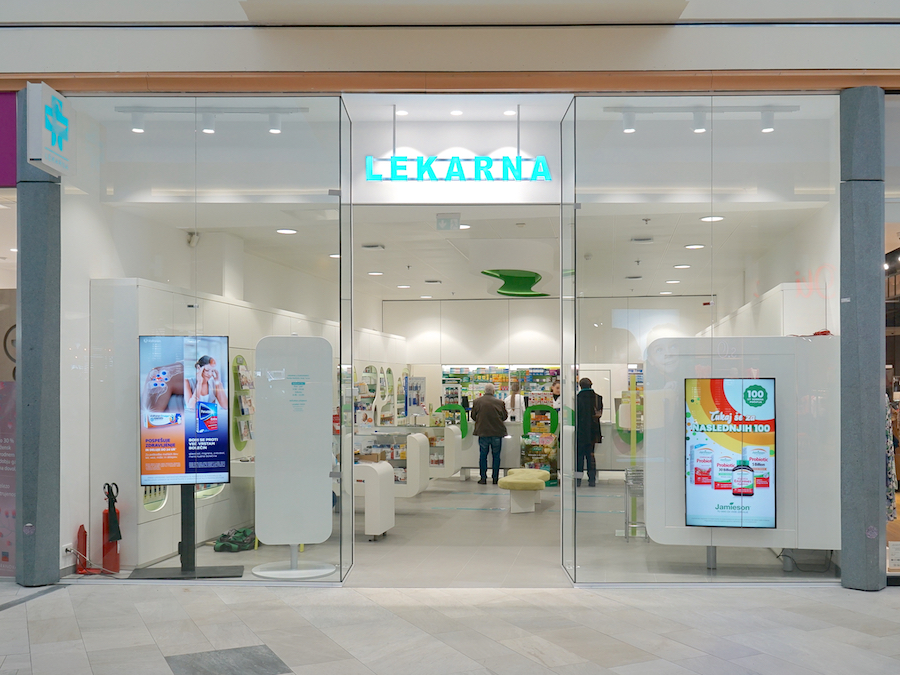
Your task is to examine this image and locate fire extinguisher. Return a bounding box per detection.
[103,482,121,573]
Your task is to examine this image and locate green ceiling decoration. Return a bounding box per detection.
[481,269,549,297]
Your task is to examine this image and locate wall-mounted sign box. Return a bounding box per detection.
[26,82,76,177]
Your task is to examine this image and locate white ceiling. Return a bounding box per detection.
[342,94,573,123]
[4,1,900,25]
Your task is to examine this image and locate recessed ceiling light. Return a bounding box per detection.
[504,110,517,116]
[450,110,463,116]
[673,264,690,269]
[329,254,340,259]
[276,229,297,235]
[397,285,411,289]
[886,263,891,270]
[396,110,409,116]
[665,280,681,284]
[420,295,432,299]
[368,271,383,276]
[593,323,599,327]
[700,216,724,222]
[685,244,705,250]
[459,224,471,230]
[9,248,16,253]
[660,291,673,295]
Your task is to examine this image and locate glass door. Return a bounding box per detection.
[560,98,577,582]
[339,98,354,580]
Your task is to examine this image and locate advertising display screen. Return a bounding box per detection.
[139,336,230,486]
[685,378,775,528]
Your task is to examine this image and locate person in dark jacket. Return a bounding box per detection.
[471,383,508,484]
[576,377,603,487]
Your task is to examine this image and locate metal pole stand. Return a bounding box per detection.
[707,545,717,570]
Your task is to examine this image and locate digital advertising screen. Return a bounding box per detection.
[685,378,775,528]
[139,336,230,486]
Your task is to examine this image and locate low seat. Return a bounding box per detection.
[507,468,551,482]
[497,473,546,513]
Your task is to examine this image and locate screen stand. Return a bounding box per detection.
[129,485,244,580]
[706,545,717,570]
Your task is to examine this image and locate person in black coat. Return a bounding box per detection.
[576,377,603,487]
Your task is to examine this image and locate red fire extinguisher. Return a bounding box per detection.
[103,482,121,573]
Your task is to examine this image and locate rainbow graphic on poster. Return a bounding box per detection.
[685,378,775,528]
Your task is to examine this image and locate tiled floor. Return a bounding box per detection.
[4,581,900,675]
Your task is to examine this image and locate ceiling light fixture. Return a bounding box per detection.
[329,254,340,259]
[368,271,383,276]
[593,323,599,327]
[761,110,775,133]
[201,113,216,134]
[420,295,432,299]
[459,224,471,230]
[660,291,673,295]
[886,263,891,270]
[623,112,636,134]
[665,280,681,284]
[700,215,724,222]
[504,110,517,116]
[692,111,707,134]
[131,112,145,133]
[397,285,411,289]
[450,110,463,116]
[685,244,705,250]
[673,264,691,269]
[276,229,297,235]
[268,113,282,134]
[9,248,16,253]
[396,110,409,116]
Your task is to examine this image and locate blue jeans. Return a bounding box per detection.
[478,436,503,481]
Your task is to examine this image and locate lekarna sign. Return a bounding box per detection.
[26,82,76,177]
[366,154,551,182]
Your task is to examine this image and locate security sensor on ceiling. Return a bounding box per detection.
[188,232,200,248]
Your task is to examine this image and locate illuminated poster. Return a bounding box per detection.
[685,378,775,528]
[139,336,230,485]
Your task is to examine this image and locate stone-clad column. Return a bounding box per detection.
[15,88,61,586]
[840,86,886,591]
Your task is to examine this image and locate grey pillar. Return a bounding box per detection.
[840,86,886,591]
[15,89,61,586]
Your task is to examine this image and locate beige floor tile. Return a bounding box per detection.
[500,635,587,669]
[146,619,214,657]
[197,620,262,650]
[26,617,81,645]
[80,623,156,652]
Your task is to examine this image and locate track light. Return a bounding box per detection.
[201,113,215,134]
[268,113,282,134]
[623,112,636,134]
[761,111,775,133]
[131,112,145,134]
[692,111,707,134]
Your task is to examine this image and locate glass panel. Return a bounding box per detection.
[339,97,354,581]
[560,98,577,581]
[572,94,840,583]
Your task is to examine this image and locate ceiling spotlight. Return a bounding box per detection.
[886,263,891,270]
[593,323,599,327]
[9,248,16,253]
[504,110,517,116]
[459,224,471,230]
[268,113,282,134]
[201,113,216,134]
[660,291,673,295]
[761,111,775,133]
[276,229,297,235]
[420,295,432,299]
[450,110,463,116]
[700,215,724,222]
[692,111,707,134]
[396,110,409,116]
[623,112,636,134]
[665,280,681,284]
[368,271,383,276]
[397,285,411,289]
[673,264,690,269]
[685,244,705,250]
[131,112,145,134]
[329,254,340,259]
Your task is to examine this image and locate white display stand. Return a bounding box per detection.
[253,336,335,580]
[429,425,462,478]
[643,336,841,551]
[354,460,395,537]
[396,433,430,498]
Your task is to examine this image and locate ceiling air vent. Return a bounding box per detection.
[630,237,653,244]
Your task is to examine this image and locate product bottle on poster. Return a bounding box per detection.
[713,447,737,489]
[196,401,219,433]
[746,446,771,487]
[731,460,755,496]
[691,443,714,485]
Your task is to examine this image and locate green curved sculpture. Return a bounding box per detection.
[481,269,549,297]
[435,404,468,438]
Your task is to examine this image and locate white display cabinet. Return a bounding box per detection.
[354,427,430,498]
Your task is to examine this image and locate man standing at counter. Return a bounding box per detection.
[471,383,508,485]
[576,378,602,487]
